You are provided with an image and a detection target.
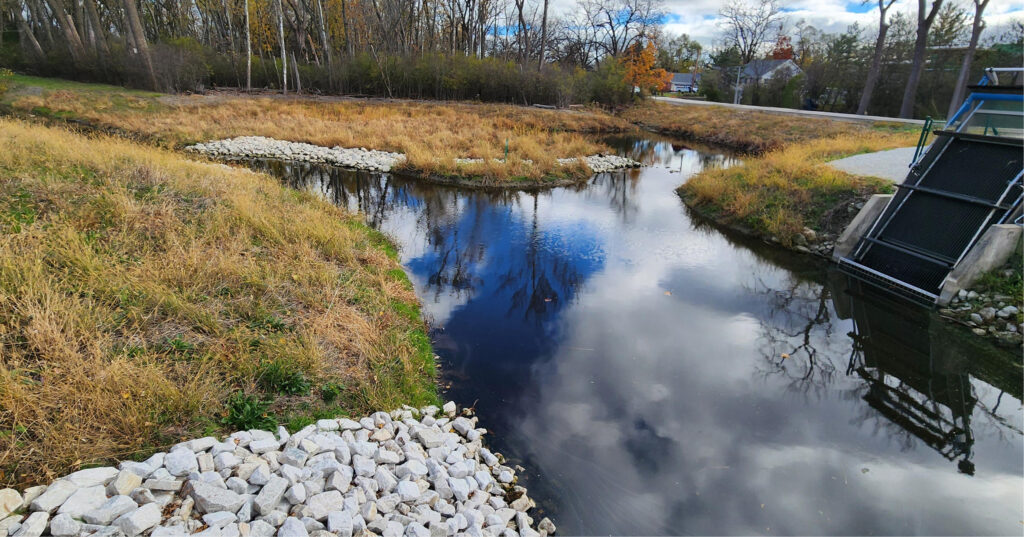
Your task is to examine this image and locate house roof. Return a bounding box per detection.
[670,72,701,85]
[741,59,798,78]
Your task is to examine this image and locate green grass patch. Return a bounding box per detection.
[8,74,161,97]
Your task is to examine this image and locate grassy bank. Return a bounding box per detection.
[2,75,633,186]
[678,132,919,246]
[0,119,437,487]
[622,101,910,154]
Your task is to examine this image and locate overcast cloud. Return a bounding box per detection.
[548,0,1023,47]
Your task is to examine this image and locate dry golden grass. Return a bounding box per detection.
[5,77,633,184]
[679,131,919,245]
[622,101,912,154]
[0,119,436,487]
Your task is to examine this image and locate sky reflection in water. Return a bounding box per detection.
[252,138,1023,536]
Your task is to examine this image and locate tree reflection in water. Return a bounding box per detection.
[745,257,1022,476]
[242,148,1022,534]
[249,158,596,323]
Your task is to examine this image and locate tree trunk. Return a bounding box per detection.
[222,0,235,51]
[84,0,110,58]
[291,51,302,93]
[341,0,352,55]
[857,0,893,115]
[278,0,287,93]
[316,0,332,71]
[28,0,55,46]
[899,0,944,119]
[537,0,548,69]
[122,0,158,89]
[245,0,252,91]
[946,0,988,120]
[12,4,46,61]
[45,0,87,61]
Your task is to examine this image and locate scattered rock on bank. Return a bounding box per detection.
[940,284,1023,346]
[454,155,641,174]
[187,137,406,172]
[0,405,556,537]
[557,154,642,174]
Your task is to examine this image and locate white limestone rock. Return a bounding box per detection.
[190,481,245,514]
[0,489,22,520]
[114,503,162,536]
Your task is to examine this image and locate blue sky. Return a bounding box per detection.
[552,0,1023,47]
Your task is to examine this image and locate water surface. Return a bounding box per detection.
[250,137,1022,535]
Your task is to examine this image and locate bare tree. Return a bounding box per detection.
[719,0,783,64]
[121,0,158,89]
[856,0,896,115]
[580,0,664,58]
[277,0,288,93]
[537,0,549,68]
[899,0,945,119]
[946,0,990,120]
[10,4,46,61]
[45,0,86,61]
[245,0,252,91]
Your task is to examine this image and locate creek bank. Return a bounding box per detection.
[682,190,1024,347]
[186,137,642,182]
[939,283,1024,347]
[676,188,857,261]
[631,122,773,155]
[0,404,554,537]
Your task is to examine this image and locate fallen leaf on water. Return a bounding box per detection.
[781,353,790,359]
[664,291,672,296]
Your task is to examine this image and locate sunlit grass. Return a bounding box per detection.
[623,101,918,153]
[5,77,633,183]
[0,119,437,487]
[679,132,918,245]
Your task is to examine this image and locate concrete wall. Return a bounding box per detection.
[937,224,1023,305]
[832,194,893,262]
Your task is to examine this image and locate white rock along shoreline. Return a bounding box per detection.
[0,403,556,537]
[186,136,642,175]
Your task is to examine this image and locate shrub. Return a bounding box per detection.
[151,38,211,92]
[257,359,311,395]
[0,68,12,97]
[222,392,276,431]
[320,382,345,404]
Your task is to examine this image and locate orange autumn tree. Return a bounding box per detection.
[622,41,671,95]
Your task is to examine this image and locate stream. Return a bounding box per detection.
[245,135,1022,535]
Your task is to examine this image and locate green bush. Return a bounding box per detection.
[0,68,12,97]
[222,392,276,430]
[585,59,633,108]
[320,382,344,404]
[257,359,311,395]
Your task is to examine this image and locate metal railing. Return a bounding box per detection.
[910,116,933,168]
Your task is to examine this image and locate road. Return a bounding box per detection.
[653,96,932,126]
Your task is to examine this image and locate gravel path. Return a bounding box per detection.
[0,404,555,537]
[827,146,919,183]
[653,96,929,126]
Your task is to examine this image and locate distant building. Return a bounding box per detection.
[738,59,802,84]
[669,72,701,93]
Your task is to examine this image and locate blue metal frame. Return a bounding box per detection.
[946,93,1022,127]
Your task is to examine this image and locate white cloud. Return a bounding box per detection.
[550,0,1023,47]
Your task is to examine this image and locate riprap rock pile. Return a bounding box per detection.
[0,403,555,537]
[186,137,406,173]
[187,137,641,175]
